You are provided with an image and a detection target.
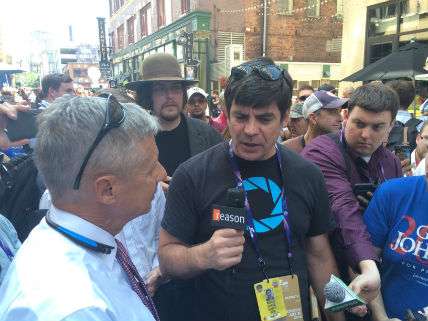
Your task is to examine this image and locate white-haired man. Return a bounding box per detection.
[0,95,166,321]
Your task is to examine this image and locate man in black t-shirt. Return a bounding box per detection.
[126,53,222,177]
[126,53,222,321]
[159,58,345,321]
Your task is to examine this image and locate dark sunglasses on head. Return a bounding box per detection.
[73,94,126,190]
[231,63,286,82]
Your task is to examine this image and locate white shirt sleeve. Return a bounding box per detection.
[152,186,166,269]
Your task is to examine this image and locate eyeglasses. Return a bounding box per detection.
[73,94,126,190]
[231,63,286,82]
[298,95,310,102]
[152,83,182,95]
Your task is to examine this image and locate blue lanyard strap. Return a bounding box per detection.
[227,141,293,279]
[0,237,14,261]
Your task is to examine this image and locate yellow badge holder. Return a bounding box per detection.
[254,275,304,321]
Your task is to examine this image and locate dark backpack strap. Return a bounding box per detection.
[0,154,43,242]
[326,133,352,181]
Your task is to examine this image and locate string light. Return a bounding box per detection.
[220,0,335,16]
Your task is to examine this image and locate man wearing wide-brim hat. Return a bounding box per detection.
[125,53,222,321]
[126,53,222,177]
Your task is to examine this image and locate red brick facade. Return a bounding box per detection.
[243,0,342,62]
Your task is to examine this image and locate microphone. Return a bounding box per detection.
[324,281,346,303]
[324,275,366,312]
[211,188,246,230]
[405,309,428,321]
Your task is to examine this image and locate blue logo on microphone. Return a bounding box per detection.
[243,177,283,233]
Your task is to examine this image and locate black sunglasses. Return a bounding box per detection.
[298,95,310,101]
[73,94,126,190]
[231,63,287,81]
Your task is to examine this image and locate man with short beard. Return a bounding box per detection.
[126,53,222,321]
[126,53,222,177]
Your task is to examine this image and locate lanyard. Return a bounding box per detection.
[46,213,114,254]
[227,141,293,279]
[0,237,14,261]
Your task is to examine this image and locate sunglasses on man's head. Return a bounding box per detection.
[73,94,126,190]
[231,63,286,82]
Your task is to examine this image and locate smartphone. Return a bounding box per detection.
[353,183,376,198]
[394,144,412,162]
[6,109,42,142]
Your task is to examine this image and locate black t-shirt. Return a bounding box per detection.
[162,142,335,321]
[155,115,191,176]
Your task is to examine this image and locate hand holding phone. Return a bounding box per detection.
[0,102,32,148]
[353,183,377,208]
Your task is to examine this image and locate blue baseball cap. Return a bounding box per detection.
[302,90,348,119]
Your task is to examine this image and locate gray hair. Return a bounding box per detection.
[35,95,158,200]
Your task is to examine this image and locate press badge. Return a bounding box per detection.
[254,275,304,321]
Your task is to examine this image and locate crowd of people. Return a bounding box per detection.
[0,53,427,321]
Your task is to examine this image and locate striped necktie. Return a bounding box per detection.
[115,239,160,321]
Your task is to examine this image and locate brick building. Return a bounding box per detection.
[108,0,343,93]
[241,0,343,91]
[108,0,245,91]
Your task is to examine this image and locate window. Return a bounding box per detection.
[365,0,427,65]
[157,0,165,27]
[322,65,331,78]
[140,4,151,37]
[311,80,320,89]
[367,2,399,36]
[400,0,427,33]
[368,43,392,64]
[306,0,320,17]
[278,0,293,15]
[117,24,124,50]
[127,15,135,45]
[181,0,190,14]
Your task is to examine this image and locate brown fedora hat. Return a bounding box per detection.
[125,53,197,91]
